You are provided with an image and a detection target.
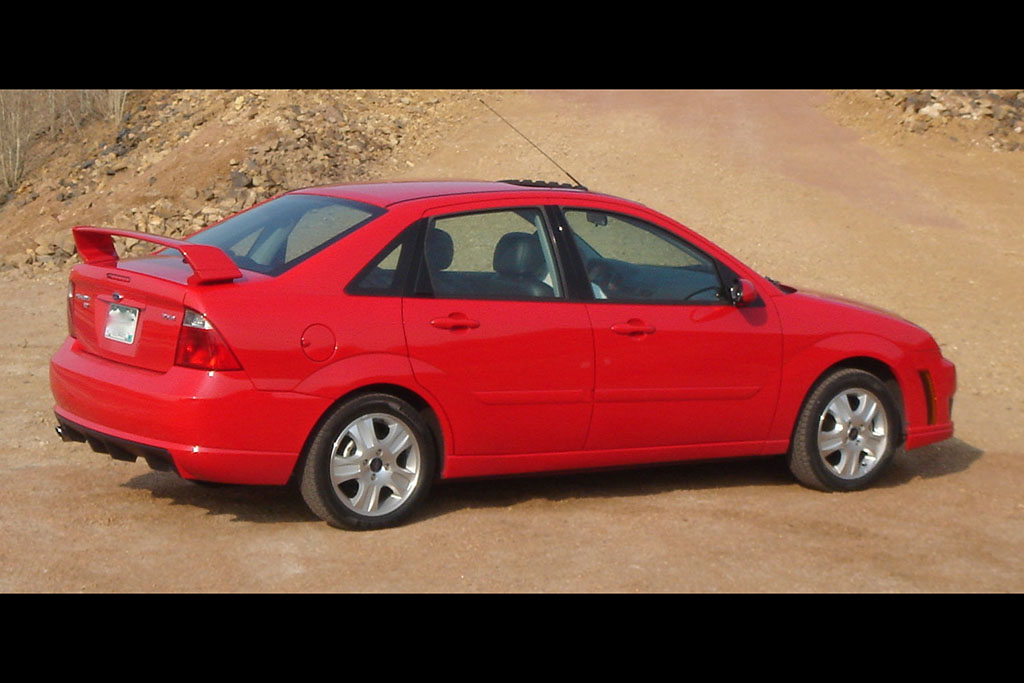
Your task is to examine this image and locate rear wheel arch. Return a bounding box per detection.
[290,382,447,486]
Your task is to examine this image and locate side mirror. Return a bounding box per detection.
[729,278,757,306]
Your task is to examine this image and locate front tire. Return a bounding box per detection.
[300,393,436,530]
[788,369,901,491]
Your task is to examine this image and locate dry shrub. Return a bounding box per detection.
[0,89,132,192]
[0,90,29,192]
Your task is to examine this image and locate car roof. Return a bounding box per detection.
[289,180,601,208]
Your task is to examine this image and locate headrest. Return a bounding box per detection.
[493,232,545,278]
[425,228,454,271]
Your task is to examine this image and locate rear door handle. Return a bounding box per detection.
[430,313,481,330]
[610,319,656,336]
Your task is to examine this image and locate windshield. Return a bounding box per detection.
[184,193,383,275]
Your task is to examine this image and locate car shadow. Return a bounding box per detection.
[873,437,984,488]
[122,474,319,524]
[418,436,986,521]
[424,456,795,517]
[120,436,984,525]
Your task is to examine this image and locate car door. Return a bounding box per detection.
[559,206,783,453]
[402,203,594,457]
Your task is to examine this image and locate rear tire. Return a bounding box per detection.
[300,393,436,530]
[788,369,901,491]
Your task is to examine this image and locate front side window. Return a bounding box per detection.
[186,194,382,275]
[564,209,724,303]
[423,208,562,300]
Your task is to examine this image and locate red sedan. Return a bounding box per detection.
[50,180,956,529]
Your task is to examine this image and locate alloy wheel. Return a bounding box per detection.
[328,413,423,516]
[816,388,889,480]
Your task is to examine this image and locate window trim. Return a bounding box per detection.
[346,203,761,307]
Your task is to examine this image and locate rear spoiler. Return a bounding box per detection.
[73,226,242,285]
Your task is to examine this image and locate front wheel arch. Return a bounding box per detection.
[795,357,907,448]
[787,365,905,491]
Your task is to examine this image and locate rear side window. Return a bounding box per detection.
[186,194,383,275]
[347,228,416,296]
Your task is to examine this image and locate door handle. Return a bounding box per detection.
[430,313,481,330]
[610,319,656,336]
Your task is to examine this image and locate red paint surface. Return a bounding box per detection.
[50,181,956,484]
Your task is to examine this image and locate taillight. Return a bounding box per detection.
[66,281,76,339]
[174,309,242,371]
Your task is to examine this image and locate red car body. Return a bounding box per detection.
[49,180,956,529]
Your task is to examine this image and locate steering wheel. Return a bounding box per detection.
[587,260,621,296]
[683,286,721,302]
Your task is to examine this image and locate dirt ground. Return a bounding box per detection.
[2,90,1022,592]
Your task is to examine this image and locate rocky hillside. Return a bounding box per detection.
[826,89,1024,153]
[0,89,482,273]
[1,88,1019,275]
[876,88,1024,149]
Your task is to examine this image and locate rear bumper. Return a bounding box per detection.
[56,414,179,473]
[50,338,330,484]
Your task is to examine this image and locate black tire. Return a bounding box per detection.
[300,393,436,530]
[788,368,902,492]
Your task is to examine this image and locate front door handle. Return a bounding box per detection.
[610,319,656,336]
[430,313,481,330]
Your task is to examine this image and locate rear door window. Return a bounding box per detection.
[422,208,563,300]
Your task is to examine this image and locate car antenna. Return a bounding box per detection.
[479,98,587,190]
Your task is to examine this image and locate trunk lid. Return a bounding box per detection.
[70,258,190,372]
[68,227,243,373]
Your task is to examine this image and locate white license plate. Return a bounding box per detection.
[104,304,139,344]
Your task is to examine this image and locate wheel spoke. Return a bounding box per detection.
[347,416,378,453]
[839,443,863,477]
[388,469,414,499]
[861,432,886,456]
[829,393,855,423]
[381,423,412,457]
[331,461,362,483]
[351,479,382,513]
[818,428,845,454]
[852,392,877,424]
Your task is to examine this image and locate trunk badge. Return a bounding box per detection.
[112,292,123,301]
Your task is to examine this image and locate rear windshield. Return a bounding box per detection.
[185,193,383,275]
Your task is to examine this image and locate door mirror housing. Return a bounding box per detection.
[729,278,758,306]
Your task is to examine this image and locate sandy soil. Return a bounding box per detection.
[2,90,1021,592]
